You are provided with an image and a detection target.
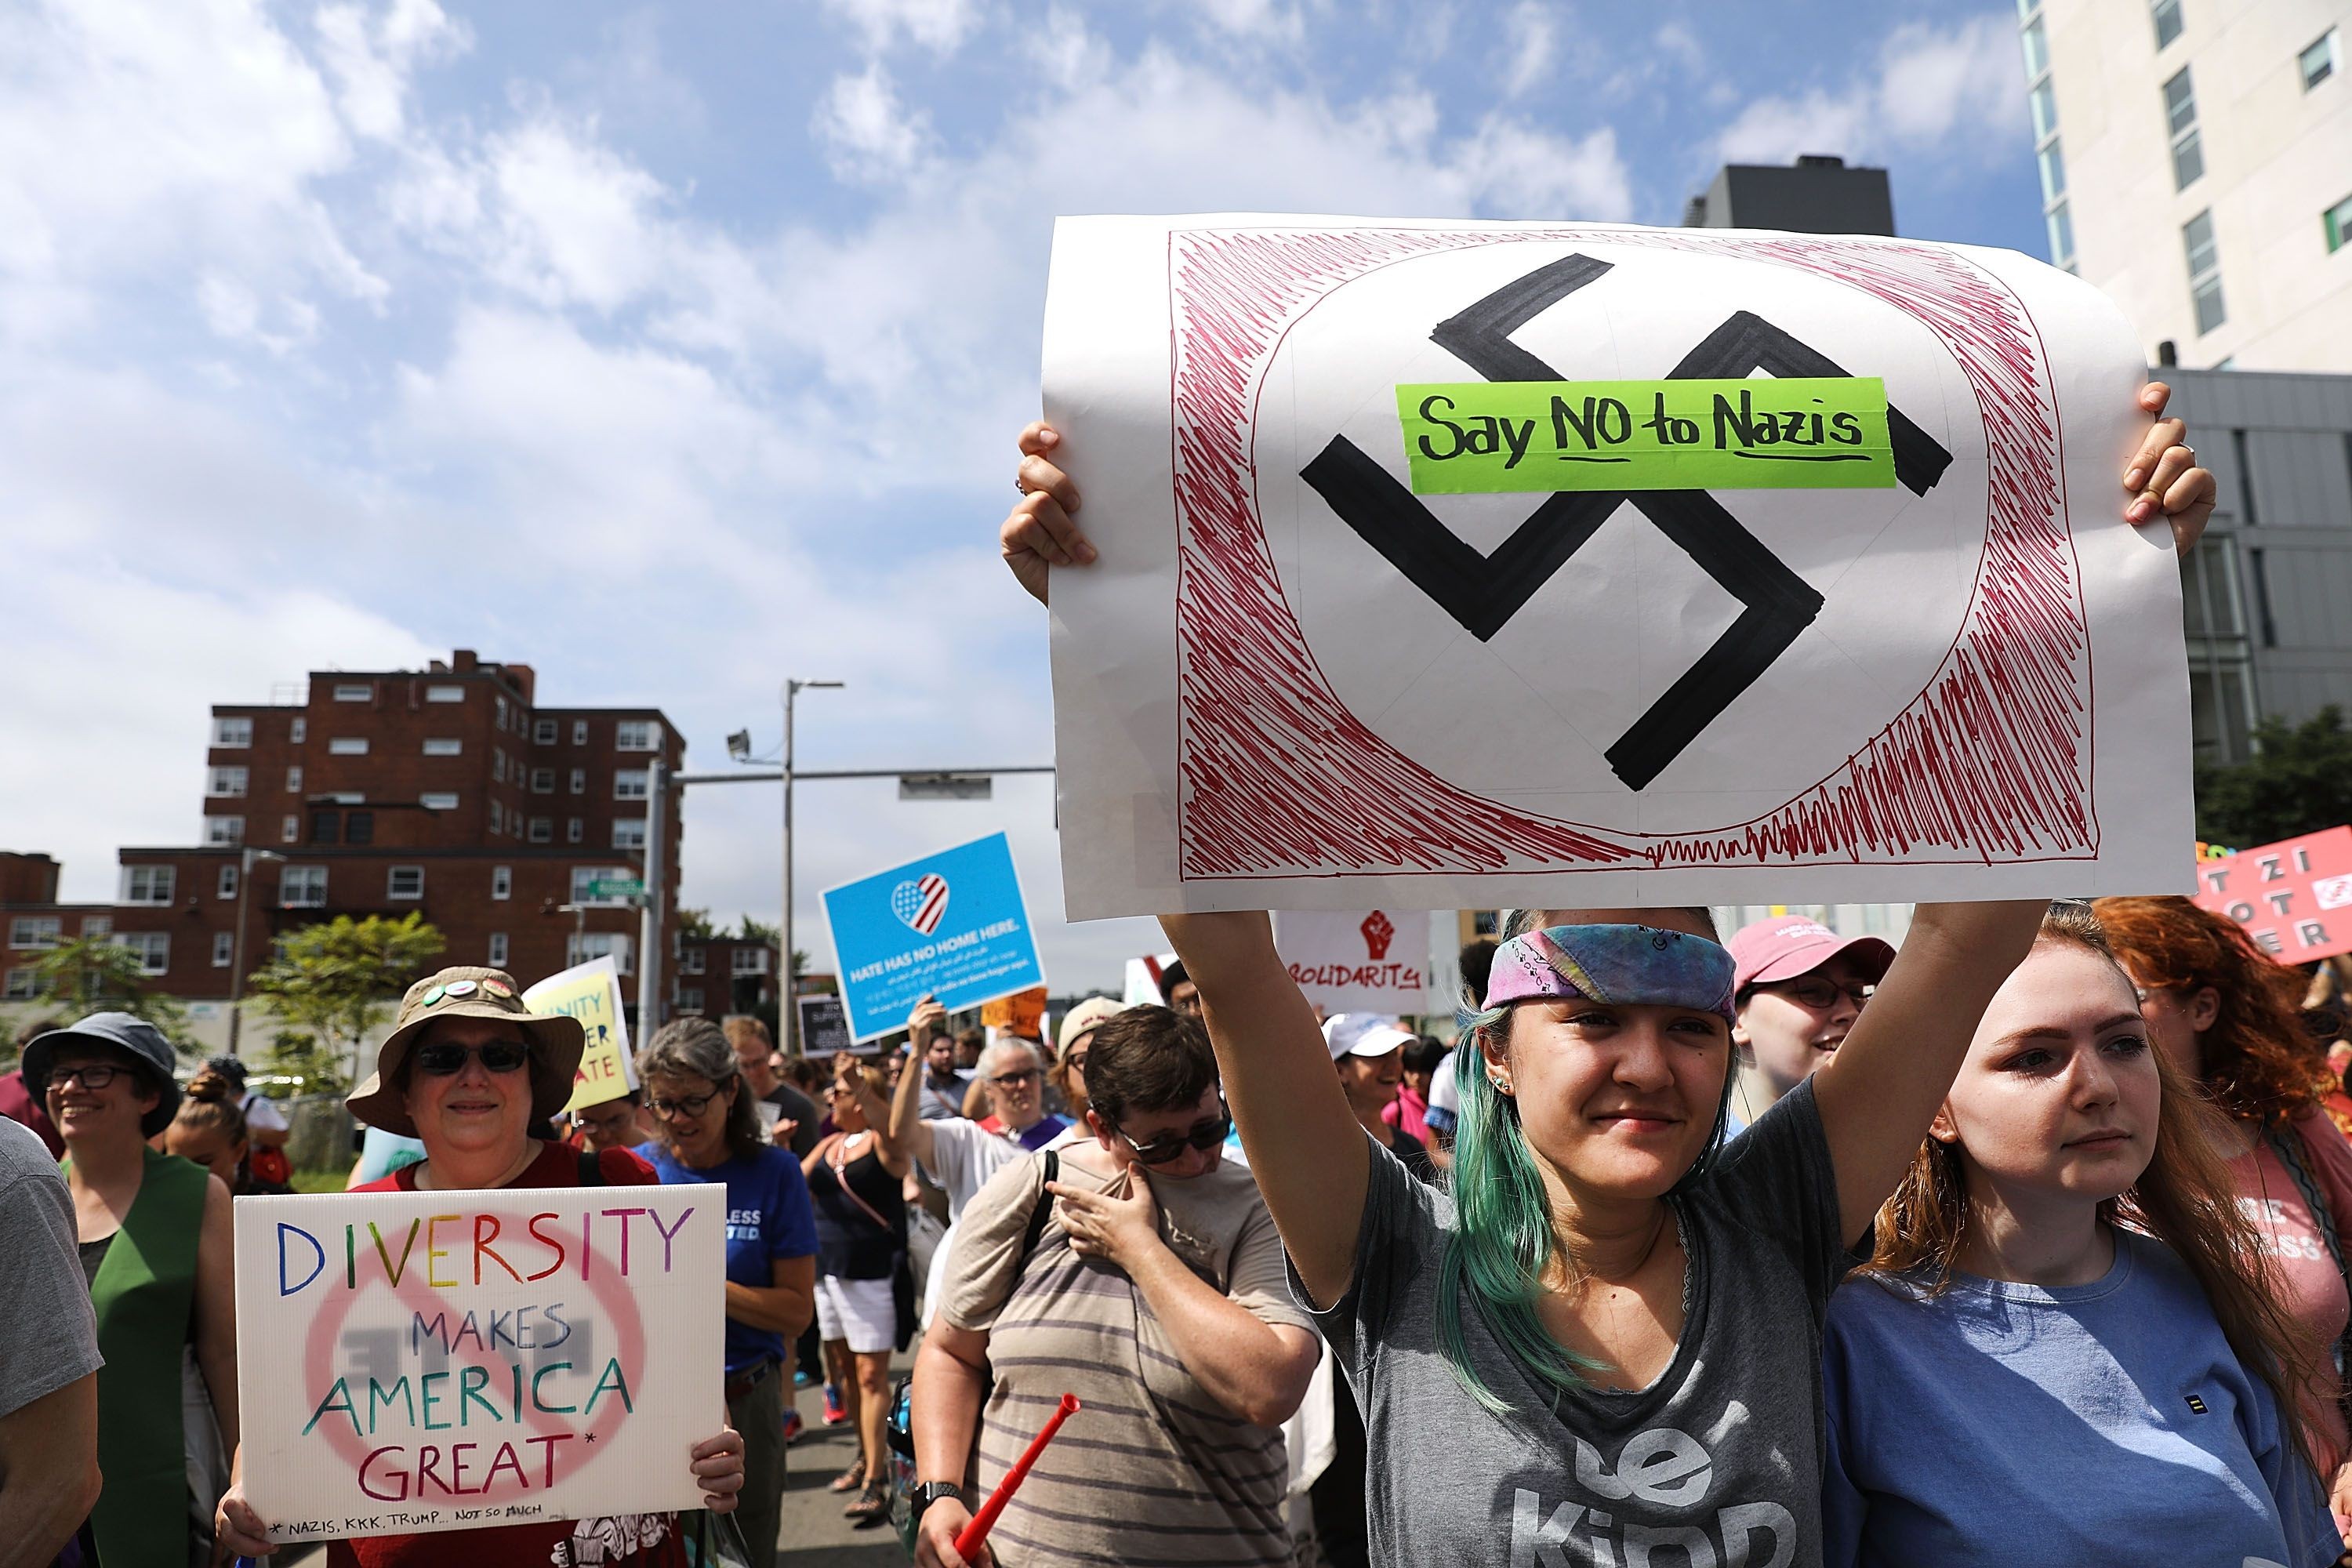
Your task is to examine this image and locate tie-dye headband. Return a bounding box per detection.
[1481,924,1737,1022]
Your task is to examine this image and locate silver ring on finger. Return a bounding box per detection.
[2180,445,2195,463]
[1015,476,1029,495]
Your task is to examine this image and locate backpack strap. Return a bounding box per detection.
[1021,1149,1061,1258]
[576,1148,606,1187]
[2265,1121,2352,1380]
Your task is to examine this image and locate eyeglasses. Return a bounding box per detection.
[1109,1104,1232,1166]
[1064,1054,1088,1076]
[1753,975,1873,1011]
[648,1089,723,1120]
[413,1040,532,1076]
[48,1065,124,1092]
[989,1068,1040,1088]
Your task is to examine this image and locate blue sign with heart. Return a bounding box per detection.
[822,831,1046,1044]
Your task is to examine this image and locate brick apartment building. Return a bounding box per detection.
[673,932,781,1022]
[2,650,684,1042]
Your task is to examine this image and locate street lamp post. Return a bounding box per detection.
[781,678,843,1058]
[225,847,284,1057]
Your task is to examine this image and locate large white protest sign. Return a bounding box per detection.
[233,1184,723,1541]
[1276,909,1430,1015]
[1043,216,2194,918]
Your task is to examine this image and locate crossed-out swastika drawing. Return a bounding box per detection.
[1299,252,1954,789]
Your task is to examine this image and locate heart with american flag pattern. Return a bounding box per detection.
[890,873,950,935]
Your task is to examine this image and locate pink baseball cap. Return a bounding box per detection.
[1727,918,1896,995]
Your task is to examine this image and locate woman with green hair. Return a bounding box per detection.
[990,383,2220,1566]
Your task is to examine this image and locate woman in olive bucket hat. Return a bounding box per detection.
[26,1011,238,1567]
[216,966,748,1567]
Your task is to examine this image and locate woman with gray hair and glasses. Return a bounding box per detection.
[636,1018,820,1568]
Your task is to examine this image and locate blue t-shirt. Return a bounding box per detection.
[635,1142,818,1376]
[1823,1229,2342,1568]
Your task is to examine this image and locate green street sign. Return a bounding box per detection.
[586,878,644,899]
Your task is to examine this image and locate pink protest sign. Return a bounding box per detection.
[2191,826,2352,962]
[232,1183,724,1541]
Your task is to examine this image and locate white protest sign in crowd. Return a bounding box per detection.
[1274,909,1431,1015]
[1042,215,2194,917]
[233,1183,723,1538]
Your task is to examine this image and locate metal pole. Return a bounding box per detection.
[227,848,254,1057]
[781,681,797,1058]
[637,755,666,1041]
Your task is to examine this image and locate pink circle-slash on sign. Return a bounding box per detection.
[293,1207,654,1515]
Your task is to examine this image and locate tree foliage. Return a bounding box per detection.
[675,906,716,940]
[246,913,445,1093]
[736,914,780,945]
[27,937,195,1051]
[2195,706,2352,849]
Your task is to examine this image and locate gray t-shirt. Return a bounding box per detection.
[1297,1078,1850,1568]
[0,1116,103,1418]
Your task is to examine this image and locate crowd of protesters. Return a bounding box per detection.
[16,380,2352,1568]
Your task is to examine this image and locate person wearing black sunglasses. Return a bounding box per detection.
[910,1004,1318,1568]
[216,966,748,1566]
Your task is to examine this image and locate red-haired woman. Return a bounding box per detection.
[2098,895,2352,1535]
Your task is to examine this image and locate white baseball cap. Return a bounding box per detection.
[1323,1012,1417,1062]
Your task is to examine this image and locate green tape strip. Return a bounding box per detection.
[1396,377,1896,493]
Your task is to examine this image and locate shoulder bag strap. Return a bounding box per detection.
[576,1148,605,1187]
[1021,1149,1061,1258]
[2265,1121,2352,1382]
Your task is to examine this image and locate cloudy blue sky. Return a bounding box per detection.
[1,0,2045,991]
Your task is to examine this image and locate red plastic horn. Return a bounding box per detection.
[953,1393,1081,1562]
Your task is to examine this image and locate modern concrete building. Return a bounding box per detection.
[1682,155,1898,236]
[2021,0,2352,369]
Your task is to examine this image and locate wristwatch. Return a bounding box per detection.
[911,1480,966,1524]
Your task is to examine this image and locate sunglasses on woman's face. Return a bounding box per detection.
[413,1040,532,1076]
[1110,1104,1232,1166]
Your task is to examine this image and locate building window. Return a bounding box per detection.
[531,768,554,793]
[2164,67,2204,188]
[681,947,706,975]
[492,866,513,901]
[121,866,175,906]
[387,866,424,900]
[2303,29,2339,90]
[212,931,234,967]
[8,917,60,950]
[567,818,583,844]
[118,933,169,975]
[529,817,553,843]
[615,720,656,752]
[489,800,503,833]
[488,931,509,967]
[289,717,307,743]
[213,717,253,748]
[571,866,634,905]
[2,969,34,1000]
[204,816,245,846]
[218,864,238,899]
[2184,210,2226,333]
[285,766,303,793]
[426,684,464,702]
[2019,16,2047,78]
[82,916,110,938]
[732,947,771,976]
[281,866,328,908]
[423,737,463,757]
[2036,142,2066,205]
[494,695,509,731]
[281,815,300,843]
[615,769,649,800]
[328,737,368,756]
[510,811,522,840]
[569,768,586,795]
[613,818,648,850]
[567,932,633,975]
[310,809,339,844]
[534,718,557,745]
[2028,80,2056,142]
[333,683,373,702]
[207,766,249,797]
[344,810,373,845]
[2326,193,2352,254]
[492,749,507,783]
[420,792,459,811]
[678,986,704,1014]
[2151,0,2181,49]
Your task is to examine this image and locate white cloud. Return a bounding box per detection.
[820,0,980,54]
[1718,14,2027,169]
[812,64,933,184]
[1502,2,1560,100]
[315,0,469,143]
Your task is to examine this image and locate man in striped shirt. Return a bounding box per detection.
[910,1005,1319,1567]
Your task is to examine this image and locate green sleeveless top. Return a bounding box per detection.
[72,1146,211,1568]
